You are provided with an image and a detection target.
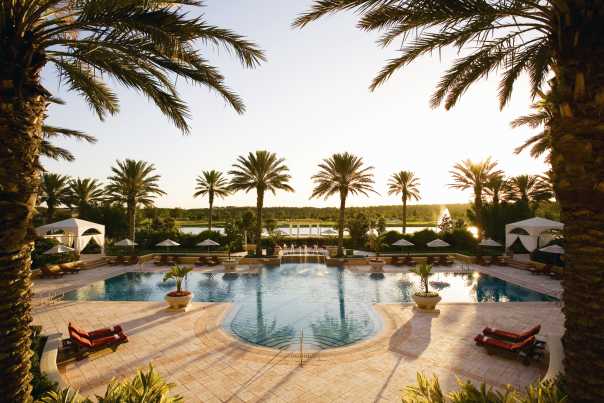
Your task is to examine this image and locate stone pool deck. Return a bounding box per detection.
[32,263,564,402]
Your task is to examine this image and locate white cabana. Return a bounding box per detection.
[505,217,564,252]
[36,218,105,254]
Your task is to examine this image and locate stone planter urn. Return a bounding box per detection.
[165,291,193,311]
[412,293,442,312]
[221,257,240,272]
[368,258,385,272]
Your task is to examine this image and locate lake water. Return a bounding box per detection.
[180,226,435,236]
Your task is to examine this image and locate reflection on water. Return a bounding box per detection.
[64,264,556,350]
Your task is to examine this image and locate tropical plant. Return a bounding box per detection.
[162,265,192,296]
[1,1,264,399]
[401,372,567,403]
[388,171,421,233]
[228,151,293,256]
[346,212,371,250]
[38,365,182,403]
[67,178,105,213]
[484,176,509,207]
[512,95,554,162]
[506,175,553,206]
[193,170,230,232]
[294,2,604,398]
[105,160,166,241]
[39,173,71,222]
[410,264,435,296]
[310,152,376,256]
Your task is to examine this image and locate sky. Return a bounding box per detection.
[41,0,548,209]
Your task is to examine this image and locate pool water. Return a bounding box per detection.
[63,263,556,350]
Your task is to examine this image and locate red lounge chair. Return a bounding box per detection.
[403,256,417,266]
[474,334,541,365]
[68,323,124,340]
[483,325,541,343]
[68,324,128,357]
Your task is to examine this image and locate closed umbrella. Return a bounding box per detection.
[197,238,220,253]
[43,244,75,254]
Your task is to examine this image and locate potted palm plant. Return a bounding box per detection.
[221,242,240,272]
[368,233,386,272]
[163,265,193,310]
[410,263,441,312]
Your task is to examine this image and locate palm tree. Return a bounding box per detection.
[68,178,105,214]
[294,2,604,399]
[106,160,166,241]
[39,173,71,222]
[310,153,375,256]
[387,171,420,233]
[484,176,509,207]
[41,125,97,163]
[193,170,230,232]
[1,2,264,399]
[506,175,553,206]
[449,158,503,218]
[511,96,554,162]
[229,151,293,256]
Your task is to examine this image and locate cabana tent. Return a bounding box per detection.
[36,218,105,254]
[505,217,563,252]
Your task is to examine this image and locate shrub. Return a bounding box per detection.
[32,238,78,269]
[30,326,57,399]
[442,229,478,253]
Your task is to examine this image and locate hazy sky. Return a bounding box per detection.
[42,0,547,209]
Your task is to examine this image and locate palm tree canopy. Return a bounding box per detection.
[106,159,165,207]
[506,174,553,203]
[311,152,376,200]
[512,96,554,161]
[484,175,509,203]
[449,158,503,195]
[294,0,555,109]
[1,0,265,133]
[193,170,230,199]
[387,171,420,202]
[41,125,97,162]
[228,151,294,195]
[68,177,105,207]
[39,173,71,208]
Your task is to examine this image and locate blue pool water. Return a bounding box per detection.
[64,263,556,350]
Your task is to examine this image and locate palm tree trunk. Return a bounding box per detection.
[402,197,407,234]
[208,192,214,232]
[255,189,264,256]
[127,200,135,241]
[0,86,48,402]
[337,193,346,256]
[46,203,54,223]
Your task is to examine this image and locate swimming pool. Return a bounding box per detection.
[63,263,556,350]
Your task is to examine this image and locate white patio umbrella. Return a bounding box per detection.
[539,244,565,254]
[156,238,180,253]
[479,238,502,247]
[43,244,75,254]
[427,239,450,248]
[114,238,138,247]
[197,238,220,253]
[392,238,414,256]
[322,228,338,236]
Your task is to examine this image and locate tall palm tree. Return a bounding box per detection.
[193,170,230,232]
[41,125,97,163]
[68,178,105,214]
[506,175,553,206]
[106,160,165,241]
[387,171,420,233]
[1,2,264,400]
[511,96,554,162]
[294,2,604,399]
[229,151,293,256]
[449,158,503,219]
[310,153,375,256]
[484,176,508,207]
[39,173,71,222]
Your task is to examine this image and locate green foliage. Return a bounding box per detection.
[346,212,371,249]
[401,373,567,403]
[79,204,128,239]
[442,230,478,254]
[32,238,78,269]
[37,366,181,403]
[410,264,434,295]
[30,327,57,400]
[162,266,192,294]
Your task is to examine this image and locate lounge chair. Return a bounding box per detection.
[127,255,139,265]
[196,256,209,266]
[208,256,221,266]
[438,255,454,266]
[109,255,126,266]
[69,322,124,339]
[41,265,64,278]
[403,256,417,267]
[390,256,401,266]
[529,264,552,275]
[475,255,490,266]
[68,324,128,358]
[474,334,542,365]
[59,261,81,274]
[154,255,169,266]
[483,324,543,343]
[426,256,436,265]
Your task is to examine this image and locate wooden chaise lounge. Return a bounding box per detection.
[474,334,543,365]
[403,256,417,266]
[482,324,545,347]
[475,255,490,266]
[437,255,454,266]
[41,265,64,278]
[67,323,128,358]
[154,255,170,266]
[59,261,81,274]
